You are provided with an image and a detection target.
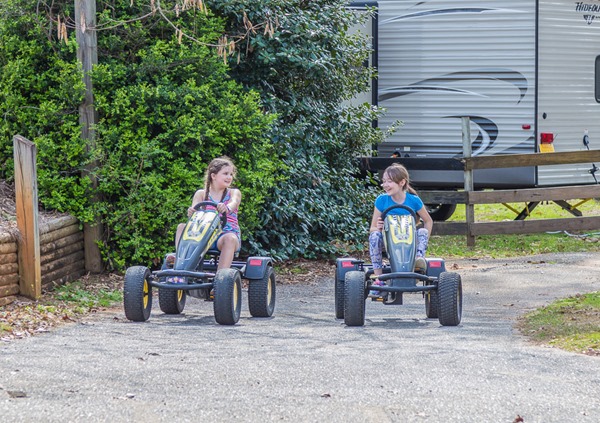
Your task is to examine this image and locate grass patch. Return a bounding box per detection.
[53,281,122,309]
[430,232,600,259]
[433,201,600,356]
[449,199,600,222]
[429,201,600,258]
[518,292,600,356]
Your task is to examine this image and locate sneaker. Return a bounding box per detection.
[165,253,176,268]
[414,256,427,274]
[368,279,386,298]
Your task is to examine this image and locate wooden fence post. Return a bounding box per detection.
[75,0,103,272]
[461,117,475,247]
[13,135,42,299]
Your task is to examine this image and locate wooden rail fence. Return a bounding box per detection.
[362,117,600,246]
[429,148,600,245]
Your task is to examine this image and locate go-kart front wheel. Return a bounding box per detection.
[213,269,242,325]
[159,287,186,315]
[344,271,367,327]
[248,266,276,317]
[123,266,152,322]
[438,272,462,326]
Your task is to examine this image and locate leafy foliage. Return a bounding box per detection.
[0,0,277,268]
[208,0,389,258]
[0,2,91,217]
[1,0,388,265]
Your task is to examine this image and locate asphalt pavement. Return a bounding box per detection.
[1,252,599,423]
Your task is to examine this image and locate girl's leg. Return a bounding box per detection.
[175,223,186,248]
[369,231,384,276]
[416,228,429,258]
[216,233,240,270]
[414,228,429,274]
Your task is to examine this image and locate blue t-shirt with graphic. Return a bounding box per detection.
[375,192,424,216]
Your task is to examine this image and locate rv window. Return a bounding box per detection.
[597,56,600,103]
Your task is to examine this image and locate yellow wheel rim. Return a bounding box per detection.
[143,279,149,308]
[267,276,273,303]
[177,290,183,302]
[233,280,239,309]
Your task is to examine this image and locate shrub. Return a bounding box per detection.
[207,0,389,258]
[0,0,278,268]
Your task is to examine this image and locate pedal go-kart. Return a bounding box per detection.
[123,201,276,325]
[335,204,462,327]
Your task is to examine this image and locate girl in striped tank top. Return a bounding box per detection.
[175,156,241,270]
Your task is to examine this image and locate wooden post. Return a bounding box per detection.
[75,0,103,272]
[461,117,475,247]
[13,135,42,299]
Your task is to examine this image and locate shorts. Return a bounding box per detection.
[210,231,241,252]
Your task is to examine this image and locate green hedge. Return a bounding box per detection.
[0,1,277,268]
[1,1,389,266]
[208,0,388,258]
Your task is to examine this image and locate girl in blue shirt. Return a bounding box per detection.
[369,164,433,295]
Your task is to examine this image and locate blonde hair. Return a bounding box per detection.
[203,156,237,202]
[383,163,417,195]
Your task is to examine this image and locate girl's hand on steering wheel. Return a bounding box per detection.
[187,207,195,218]
[216,203,228,214]
[376,217,384,231]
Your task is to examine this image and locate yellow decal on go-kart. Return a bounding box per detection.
[385,214,414,245]
[182,211,222,244]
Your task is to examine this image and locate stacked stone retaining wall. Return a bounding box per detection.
[0,215,85,306]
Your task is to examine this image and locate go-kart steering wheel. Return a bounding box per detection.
[192,201,228,228]
[380,204,418,222]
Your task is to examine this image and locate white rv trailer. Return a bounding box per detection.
[354,0,600,189]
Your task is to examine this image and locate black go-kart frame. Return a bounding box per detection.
[123,201,276,325]
[334,204,462,327]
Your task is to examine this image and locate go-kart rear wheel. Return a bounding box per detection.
[123,266,152,322]
[158,287,186,315]
[213,268,242,325]
[334,271,344,319]
[248,266,276,317]
[425,289,439,318]
[438,272,462,326]
[344,271,367,327]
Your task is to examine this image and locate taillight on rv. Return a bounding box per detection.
[522,124,531,130]
[540,132,555,153]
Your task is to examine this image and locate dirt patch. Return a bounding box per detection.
[275,258,335,285]
[0,181,67,235]
[0,273,123,342]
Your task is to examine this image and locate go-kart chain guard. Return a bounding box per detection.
[150,269,216,291]
[367,271,438,294]
[150,257,272,291]
[347,259,438,294]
